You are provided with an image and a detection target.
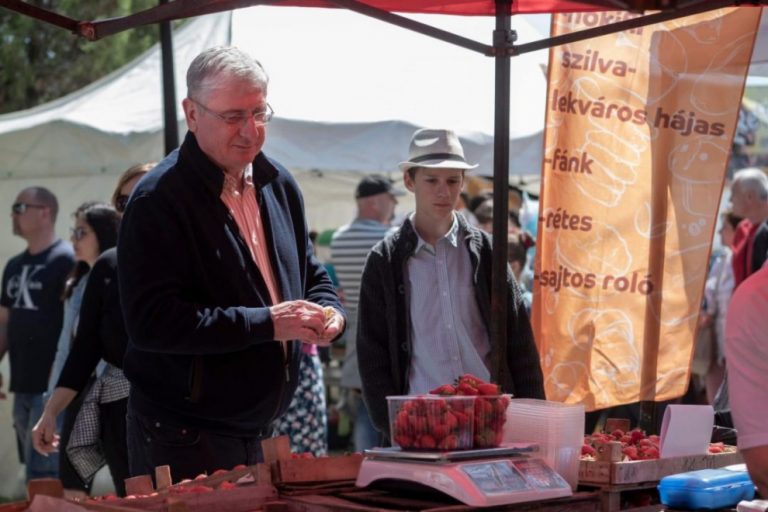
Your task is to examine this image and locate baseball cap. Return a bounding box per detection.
[355,175,405,199]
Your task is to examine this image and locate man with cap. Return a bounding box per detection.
[357,128,545,440]
[330,175,403,450]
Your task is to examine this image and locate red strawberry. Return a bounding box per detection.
[582,444,596,457]
[611,429,625,440]
[630,429,646,445]
[394,434,413,448]
[218,481,237,490]
[444,411,458,430]
[458,374,484,387]
[476,383,500,395]
[622,446,639,460]
[430,384,458,396]
[420,435,437,449]
[431,423,449,440]
[639,446,659,459]
[438,435,459,450]
[457,382,479,396]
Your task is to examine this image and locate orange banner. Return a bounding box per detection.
[533,8,762,411]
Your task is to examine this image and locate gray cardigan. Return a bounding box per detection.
[357,214,545,436]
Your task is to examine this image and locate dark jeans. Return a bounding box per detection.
[101,398,130,496]
[127,409,267,482]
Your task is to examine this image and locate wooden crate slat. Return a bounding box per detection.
[276,454,363,483]
[579,449,743,485]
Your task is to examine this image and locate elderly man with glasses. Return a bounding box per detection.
[117,46,345,479]
[1,187,75,482]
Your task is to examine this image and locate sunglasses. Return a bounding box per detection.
[11,203,47,215]
[115,194,129,213]
[70,227,90,241]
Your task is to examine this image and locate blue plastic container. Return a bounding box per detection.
[658,468,755,510]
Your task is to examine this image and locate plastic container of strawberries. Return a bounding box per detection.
[472,394,512,448]
[387,395,475,451]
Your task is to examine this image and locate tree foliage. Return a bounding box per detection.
[0,0,167,114]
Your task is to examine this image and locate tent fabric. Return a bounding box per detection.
[0,7,551,179]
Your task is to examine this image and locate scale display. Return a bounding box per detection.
[357,447,572,507]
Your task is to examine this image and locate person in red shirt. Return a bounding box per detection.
[728,168,768,288]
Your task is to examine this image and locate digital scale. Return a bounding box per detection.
[356,443,572,507]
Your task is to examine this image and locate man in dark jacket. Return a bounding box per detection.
[357,128,545,440]
[118,46,344,479]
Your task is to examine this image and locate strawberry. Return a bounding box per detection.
[444,411,458,430]
[630,429,646,445]
[438,435,460,450]
[582,444,596,457]
[429,384,457,396]
[430,422,449,440]
[457,382,479,396]
[394,434,413,447]
[611,429,625,440]
[457,374,484,388]
[420,435,437,449]
[218,481,237,490]
[476,383,500,395]
[622,445,638,460]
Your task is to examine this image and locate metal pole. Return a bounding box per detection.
[159,0,178,154]
[490,0,514,385]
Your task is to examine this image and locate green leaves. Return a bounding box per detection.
[0,0,174,114]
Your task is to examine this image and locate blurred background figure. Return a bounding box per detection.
[46,201,115,492]
[330,175,402,452]
[33,163,151,496]
[0,187,75,482]
[699,210,742,404]
[508,232,535,314]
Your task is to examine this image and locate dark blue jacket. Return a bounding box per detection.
[118,132,343,436]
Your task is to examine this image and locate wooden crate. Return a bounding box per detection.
[273,454,364,484]
[579,449,743,485]
[261,436,363,484]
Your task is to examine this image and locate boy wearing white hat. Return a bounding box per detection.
[356,128,545,440]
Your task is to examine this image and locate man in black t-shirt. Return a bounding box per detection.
[0,187,74,481]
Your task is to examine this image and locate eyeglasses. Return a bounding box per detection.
[115,194,129,213]
[189,98,274,127]
[70,227,90,241]
[11,203,47,215]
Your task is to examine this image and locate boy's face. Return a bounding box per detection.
[404,167,465,221]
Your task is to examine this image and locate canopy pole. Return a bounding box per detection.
[159,0,178,154]
[490,0,514,385]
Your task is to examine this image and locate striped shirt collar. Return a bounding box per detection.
[221,164,254,195]
[411,212,460,255]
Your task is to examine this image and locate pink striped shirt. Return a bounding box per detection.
[220,166,316,356]
[220,165,282,305]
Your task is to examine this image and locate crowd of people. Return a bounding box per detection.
[0,43,765,497]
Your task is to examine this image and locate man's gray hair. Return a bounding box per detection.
[733,167,768,201]
[186,46,268,100]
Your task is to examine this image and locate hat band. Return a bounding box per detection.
[409,152,466,164]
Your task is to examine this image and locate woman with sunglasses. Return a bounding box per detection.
[46,201,120,492]
[33,163,153,495]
